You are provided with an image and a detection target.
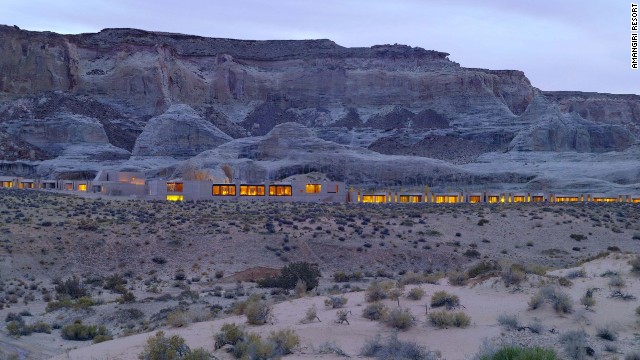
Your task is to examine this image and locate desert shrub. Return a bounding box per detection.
[528,286,572,314]
[566,268,587,279]
[117,291,136,304]
[103,273,128,293]
[361,333,438,360]
[231,332,274,360]
[596,324,618,341]
[430,291,460,309]
[428,310,470,328]
[570,234,587,241]
[560,330,588,360]
[29,321,52,334]
[497,313,519,330]
[477,345,559,360]
[257,262,320,290]
[448,272,468,286]
[407,288,425,300]
[384,308,415,330]
[324,296,348,309]
[362,302,389,321]
[501,265,526,287]
[467,261,501,279]
[6,320,31,337]
[580,294,596,309]
[183,349,214,360]
[365,281,392,302]
[608,275,626,288]
[138,331,191,360]
[4,312,21,323]
[215,323,245,349]
[45,297,95,312]
[301,305,320,323]
[557,277,572,287]
[54,276,88,299]
[61,321,109,341]
[398,272,429,285]
[245,300,272,325]
[334,271,364,283]
[315,342,347,356]
[268,329,300,356]
[167,310,191,328]
[93,334,113,343]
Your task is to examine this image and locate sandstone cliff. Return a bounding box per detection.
[0,25,638,192]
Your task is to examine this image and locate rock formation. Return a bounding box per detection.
[132,104,231,157]
[0,25,638,192]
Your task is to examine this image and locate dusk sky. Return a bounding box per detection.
[2,0,637,95]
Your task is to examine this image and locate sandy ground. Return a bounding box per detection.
[47,255,640,360]
[1,190,640,359]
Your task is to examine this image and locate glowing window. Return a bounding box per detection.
[167,182,184,192]
[240,185,265,196]
[469,196,481,203]
[435,195,458,204]
[632,198,640,203]
[1,181,13,188]
[488,196,499,203]
[269,185,292,196]
[556,197,579,202]
[78,184,87,192]
[532,196,544,202]
[512,196,526,203]
[212,185,236,196]
[166,195,184,201]
[592,197,617,203]
[305,184,322,193]
[362,195,386,203]
[399,195,421,203]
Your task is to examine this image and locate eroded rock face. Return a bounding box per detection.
[132,104,232,157]
[544,91,640,136]
[179,122,533,187]
[0,113,111,156]
[509,96,636,152]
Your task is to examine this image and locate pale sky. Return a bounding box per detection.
[1,0,637,94]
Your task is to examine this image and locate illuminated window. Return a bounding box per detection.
[78,184,87,192]
[555,197,579,203]
[240,185,265,196]
[512,196,526,203]
[166,195,184,201]
[212,185,236,196]
[269,185,292,196]
[632,198,640,203]
[532,196,545,202]
[1,181,13,188]
[487,196,499,203]
[64,183,73,191]
[362,195,386,203]
[305,184,322,193]
[592,197,617,203]
[469,196,481,203]
[399,195,421,203]
[435,195,458,204]
[167,182,184,192]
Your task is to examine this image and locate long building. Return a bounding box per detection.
[1,173,640,204]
